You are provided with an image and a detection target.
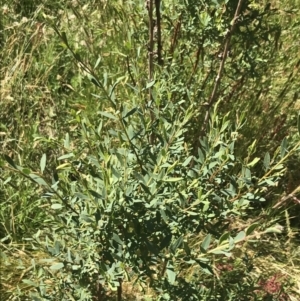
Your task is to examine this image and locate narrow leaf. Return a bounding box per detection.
[246,157,260,167]
[22,279,38,287]
[123,107,137,119]
[182,156,193,167]
[234,231,246,243]
[89,189,103,199]
[57,153,74,160]
[146,80,155,89]
[74,192,89,200]
[4,155,17,169]
[280,137,287,159]
[170,236,183,254]
[201,234,211,253]
[111,166,121,179]
[246,223,260,236]
[99,111,118,120]
[64,133,70,149]
[112,233,123,245]
[51,204,63,209]
[29,174,48,186]
[166,269,176,284]
[50,262,64,270]
[263,152,270,170]
[140,183,152,195]
[60,32,69,46]
[40,153,46,174]
[163,177,183,182]
[198,261,213,275]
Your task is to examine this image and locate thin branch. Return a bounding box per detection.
[272,185,300,209]
[146,0,155,144]
[155,0,163,65]
[126,56,136,86]
[201,0,244,134]
[169,15,182,58]
[147,0,154,82]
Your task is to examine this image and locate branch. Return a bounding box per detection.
[155,0,163,65]
[146,0,155,144]
[201,0,244,134]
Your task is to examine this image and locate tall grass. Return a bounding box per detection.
[1,0,300,300]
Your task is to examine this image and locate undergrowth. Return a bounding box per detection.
[1,0,300,300]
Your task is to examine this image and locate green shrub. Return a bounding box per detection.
[4,96,300,299]
[1,0,300,300]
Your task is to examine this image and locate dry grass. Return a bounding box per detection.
[1,0,300,300]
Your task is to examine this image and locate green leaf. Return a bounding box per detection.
[4,155,17,169]
[263,152,270,170]
[218,232,230,245]
[198,261,213,275]
[228,236,235,250]
[22,279,38,287]
[51,204,63,209]
[183,241,191,256]
[280,137,287,159]
[265,179,275,186]
[60,32,69,46]
[99,111,118,120]
[166,269,176,284]
[234,231,246,243]
[64,133,70,149]
[146,80,155,89]
[200,234,211,253]
[89,75,102,89]
[246,223,260,235]
[74,192,89,200]
[22,168,31,175]
[185,210,199,216]
[89,189,103,199]
[247,157,260,167]
[182,156,193,167]
[123,107,137,119]
[40,153,46,174]
[140,183,152,195]
[170,236,183,254]
[94,56,101,69]
[2,176,11,185]
[211,250,232,256]
[81,214,94,223]
[29,174,48,186]
[163,177,183,182]
[264,225,284,234]
[112,233,123,245]
[57,153,74,160]
[111,166,121,179]
[50,262,64,270]
[132,171,145,183]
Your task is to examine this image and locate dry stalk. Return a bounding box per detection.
[201,0,244,134]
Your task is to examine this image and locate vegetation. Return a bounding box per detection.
[1,0,300,300]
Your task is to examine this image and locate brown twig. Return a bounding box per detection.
[201,0,244,134]
[169,15,182,58]
[126,56,136,86]
[117,278,122,301]
[272,185,300,209]
[146,0,155,144]
[155,0,163,66]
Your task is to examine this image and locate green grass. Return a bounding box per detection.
[1,0,300,300]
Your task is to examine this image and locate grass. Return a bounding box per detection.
[1,0,300,300]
